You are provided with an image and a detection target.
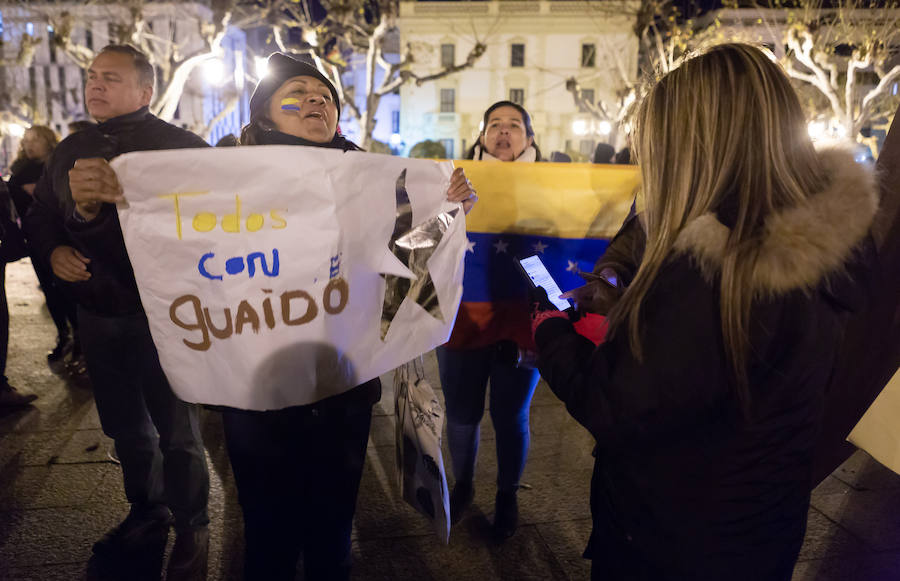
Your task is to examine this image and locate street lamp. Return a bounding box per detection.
[598,120,612,136]
[807,121,826,141]
[572,119,588,136]
[203,59,226,86]
[7,123,25,138]
[234,51,245,91]
[255,57,269,79]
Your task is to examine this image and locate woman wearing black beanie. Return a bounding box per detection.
[221,53,476,581]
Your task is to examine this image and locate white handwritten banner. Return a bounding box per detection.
[113,146,466,410]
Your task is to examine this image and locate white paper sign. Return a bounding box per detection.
[113,146,466,410]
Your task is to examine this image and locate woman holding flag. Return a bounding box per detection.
[439,100,543,539]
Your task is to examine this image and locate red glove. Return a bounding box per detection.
[529,286,569,339]
[531,308,569,339]
[573,313,609,346]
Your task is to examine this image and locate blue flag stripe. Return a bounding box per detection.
[461,232,610,302]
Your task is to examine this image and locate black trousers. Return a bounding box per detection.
[78,306,209,528]
[221,394,374,581]
[0,263,8,381]
[30,251,78,339]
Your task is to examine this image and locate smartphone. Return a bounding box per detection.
[518,255,572,311]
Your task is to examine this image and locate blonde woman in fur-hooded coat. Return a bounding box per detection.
[531,44,878,581]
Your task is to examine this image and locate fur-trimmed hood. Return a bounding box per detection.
[673,146,878,295]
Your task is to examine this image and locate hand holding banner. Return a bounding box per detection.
[113,146,466,410]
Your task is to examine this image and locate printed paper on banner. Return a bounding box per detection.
[113,146,466,411]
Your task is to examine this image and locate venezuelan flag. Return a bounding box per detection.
[447,161,641,350]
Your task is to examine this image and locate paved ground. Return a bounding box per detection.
[1,257,900,581]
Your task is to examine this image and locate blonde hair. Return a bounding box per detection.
[609,43,824,414]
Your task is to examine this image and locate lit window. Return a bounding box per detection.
[581,44,595,68]
[58,67,66,107]
[439,138,454,158]
[441,44,455,68]
[440,88,455,113]
[511,44,525,67]
[49,28,56,63]
[579,88,594,113]
[580,139,595,158]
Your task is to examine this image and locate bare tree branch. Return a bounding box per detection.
[406,41,487,87]
[774,0,900,151]
[859,64,900,130]
[786,25,846,121]
[0,33,42,67]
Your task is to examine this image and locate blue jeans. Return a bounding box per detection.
[436,343,539,491]
[78,307,209,529]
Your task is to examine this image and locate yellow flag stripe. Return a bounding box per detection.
[455,160,641,239]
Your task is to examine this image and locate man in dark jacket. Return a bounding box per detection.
[25,44,209,581]
[0,180,38,407]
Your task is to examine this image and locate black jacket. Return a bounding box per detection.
[24,107,208,316]
[534,148,878,580]
[593,209,645,288]
[7,158,44,219]
[0,180,28,264]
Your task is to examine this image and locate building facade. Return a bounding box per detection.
[338,35,403,152]
[396,0,639,159]
[0,2,251,170]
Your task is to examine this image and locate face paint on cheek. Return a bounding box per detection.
[281,98,301,112]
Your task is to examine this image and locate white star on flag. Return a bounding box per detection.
[532,241,548,254]
[566,260,579,273]
[493,239,509,254]
[466,238,477,253]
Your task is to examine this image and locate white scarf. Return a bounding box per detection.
[473,144,537,163]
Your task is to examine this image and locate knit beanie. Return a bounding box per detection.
[249,53,341,119]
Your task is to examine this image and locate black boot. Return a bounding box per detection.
[92,505,172,558]
[166,526,209,581]
[0,381,37,407]
[47,334,72,363]
[493,489,519,540]
[449,480,474,525]
[66,337,88,376]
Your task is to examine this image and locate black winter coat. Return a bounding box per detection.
[24,107,208,316]
[534,148,878,581]
[7,159,44,219]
